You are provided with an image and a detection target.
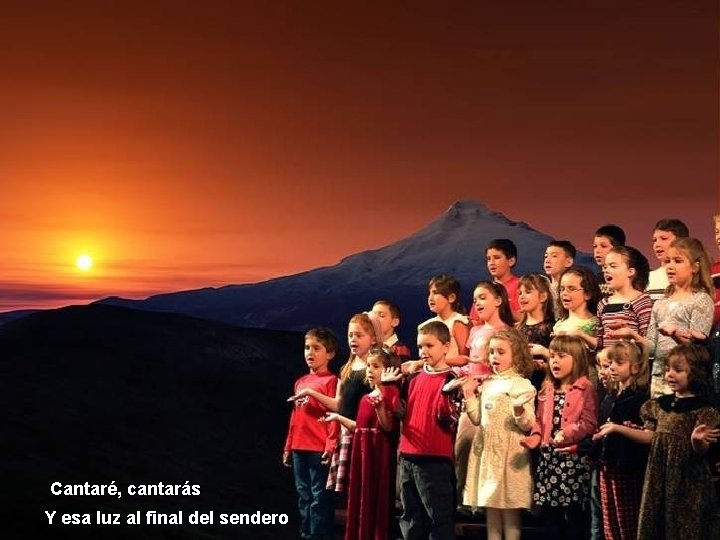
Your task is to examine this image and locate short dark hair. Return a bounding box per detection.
[305,327,339,354]
[653,218,689,238]
[594,225,626,247]
[548,240,576,259]
[486,238,518,264]
[373,299,401,319]
[418,320,451,344]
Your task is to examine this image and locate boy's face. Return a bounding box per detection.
[486,248,515,281]
[371,303,399,339]
[304,336,334,372]
[714,218,720,253]
[592,235,613,267]
[652,229,677,263]
[417,332,449,370]
[544,246,573,279]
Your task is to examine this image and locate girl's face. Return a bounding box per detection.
[488,337,514,374]
[348,322,375,358]
[365,356,384,388]
[714,218,720,253]
[664,247,695,289]
[603,251,634,291]
[652,229,677,262]
[473,285,500,321]
[608,356,637,386]
[665,357,690,395]
[559,272,588,313]
[548,349,575,384]
[518,284,543,314]
[428,286,454,316]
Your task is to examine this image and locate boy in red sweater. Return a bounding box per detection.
[394,320,459,539]
[283,327,339,540]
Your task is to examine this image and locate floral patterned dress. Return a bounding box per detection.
[637,395,720,539]
[533,393,591,507]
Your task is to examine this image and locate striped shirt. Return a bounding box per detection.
[597,293,653,350]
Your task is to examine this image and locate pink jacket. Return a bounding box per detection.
[525,376,598,450]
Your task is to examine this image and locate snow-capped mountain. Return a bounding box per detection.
[99,200,594,344]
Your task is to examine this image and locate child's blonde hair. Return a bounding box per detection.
[545,335,590,390]
[340,312,382,380]
[666,237,713,296]
[606,339,649,391]
[489,328,534,378]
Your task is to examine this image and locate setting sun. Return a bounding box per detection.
[76,254,93,271]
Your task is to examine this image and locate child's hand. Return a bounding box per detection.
[691,424,720,446]
[592,422,616,440]
[462,377,480,400]
[551,430,565,446]
[529,344,548,358]
[367,389,384,408]
[287,387,311,402]
[657,322,677,337]
[319,412,339,423]
[282,451,291,468]
[320,451,331,466]
[607,327,633,339]
[381,367,402,383]
[401,359,424,375]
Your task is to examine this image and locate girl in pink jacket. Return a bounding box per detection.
[523,334,598,539]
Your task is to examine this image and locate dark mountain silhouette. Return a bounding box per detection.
[98,200,594,345]
[1,304,305,539]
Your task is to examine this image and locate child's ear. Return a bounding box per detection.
[539,291,549,304]
[328,350,336,360]
[508,256,517,268]
[628,266,636,278]
[391,317,400,329]
[565,258,574,268]
[448,293,457,305]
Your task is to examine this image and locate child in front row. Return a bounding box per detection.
[462,328,536,540]
[322,347,402,540]
[592,340,650,540]
[523,335,598,539]
[283,327,340,540]
[387,320,459,540]
[636,344,720,539]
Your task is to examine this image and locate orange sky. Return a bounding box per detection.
[1,1,717,311]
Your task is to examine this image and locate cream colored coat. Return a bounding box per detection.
[463,371,535,509]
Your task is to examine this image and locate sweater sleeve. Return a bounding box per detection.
[562,383,599,445]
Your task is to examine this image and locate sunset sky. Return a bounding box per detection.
[1,1,717,312]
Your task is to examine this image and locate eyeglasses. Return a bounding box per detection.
[558,286,584,293]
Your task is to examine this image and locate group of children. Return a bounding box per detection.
[283,214,720,540]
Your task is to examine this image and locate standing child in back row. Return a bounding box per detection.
[593,224,626,298]
[283,328,340,540]
[420,274,470,359]
[470,238,523,325]
[544,241,575,321]
[372,299,412,361]
[613,238,715,397]
[596,246,652,352]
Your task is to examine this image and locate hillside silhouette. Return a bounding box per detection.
[99,200,594,344]
[1,304,305,539]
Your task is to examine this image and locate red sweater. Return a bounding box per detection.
[399,368,456,460]
[284,370,339,453]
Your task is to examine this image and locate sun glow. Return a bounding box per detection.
[76,254,93,271]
